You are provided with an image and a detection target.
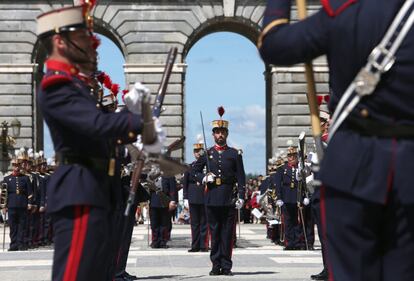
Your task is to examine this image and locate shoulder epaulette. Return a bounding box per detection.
[227,146,242,155]
[321,0,357,17]
[41,70,72,90]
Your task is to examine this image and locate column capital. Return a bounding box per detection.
[0,64,38,74]
[124,63,187,74]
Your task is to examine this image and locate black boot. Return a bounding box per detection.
[311,268,328,280]
[209,267,221,276]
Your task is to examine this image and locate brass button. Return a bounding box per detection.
[96,104,100,108]
[360,108,369,118]
[128,132,135,139]
[117,139,122,144]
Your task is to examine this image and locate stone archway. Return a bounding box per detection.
[0,0,328,163]
[183,17,271,164]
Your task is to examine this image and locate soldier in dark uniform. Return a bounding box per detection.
[259,157,282,245]
[1,155,33,251]
[114,162,150,281]
[35,4,157,280]
[183,142,209,252]
[149,176,177,248]
[40,157,53,245]
[29,151,43,249]
[272,145,304,250]
[19,149,35,249]
[36,151,50,246]
[259,0,414,280]
[192,108,246,276]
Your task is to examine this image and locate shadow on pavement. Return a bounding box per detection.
[138,275,183,280]
[233,271,278,275]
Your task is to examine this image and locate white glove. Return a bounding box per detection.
[296,168,302,181]
[235,199,244,209]
[183,199,189,209]
[154,176,162,192]
[202,173,216,184]
[143,118,166,154]
[124,82,150,115]
[303,198,310,206]
[276,200,284,207]
[256,193,265,204]
[133,135,144,151]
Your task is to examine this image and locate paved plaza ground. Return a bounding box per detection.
[0,223,324,281]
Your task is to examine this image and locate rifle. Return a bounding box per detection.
[165,137,185,156]
[297,131,309,250]
[124,47,178,216]
[1,183,7,251]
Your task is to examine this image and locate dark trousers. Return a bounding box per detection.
[206,206,237,271]
[283,203,300,248]
[150,207,169,247]
[45,213,53,243]
[267,222,281,243]
[242,208,251,223]
[297,204,314,249]
[51,205,111,281]
[116,200,139,276]
[8,208,27,250]
[31,211,41,246]
[189,203,209,250]
[322,186,414,281]
[312,197,328,269]
[39,212,53,244]
[108,206,125,279]
[24,210,33,247]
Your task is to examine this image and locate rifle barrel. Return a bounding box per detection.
[200,111,211,173]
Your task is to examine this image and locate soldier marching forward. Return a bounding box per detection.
[272,145,307,250]
[35,4,161,280]
[149,177,177,249]
[183,141,209,252]
[192,107,246,276]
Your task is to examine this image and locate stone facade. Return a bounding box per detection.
[0,0,328,161]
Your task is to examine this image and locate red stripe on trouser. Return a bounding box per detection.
[320,186,334,281]
[204,223,209,249]
[63,206,90,281]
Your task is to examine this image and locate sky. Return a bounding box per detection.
[44,32,266,174]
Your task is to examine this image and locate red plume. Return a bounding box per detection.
[324,95,330,103]
[91,34,101,50]
[96,72,106,84]
[217,106,225,118]
[111,84,120,96]
[121,89,129,103]
[317,95,323,106]
[80,0,97,8]
[103,75,112,89]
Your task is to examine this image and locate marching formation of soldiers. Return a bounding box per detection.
[1,0,414,280]
[0,148,55,252]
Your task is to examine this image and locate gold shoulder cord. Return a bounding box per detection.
[257,18,289,49]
